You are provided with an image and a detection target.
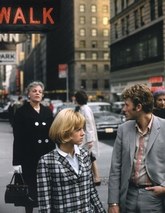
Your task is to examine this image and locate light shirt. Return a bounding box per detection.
[56,144,80,174]
[131,115,153,185]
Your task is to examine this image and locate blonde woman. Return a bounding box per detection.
[37,108,106,213]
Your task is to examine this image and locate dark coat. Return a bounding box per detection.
[12,102,55,206]
[153,108,165,119]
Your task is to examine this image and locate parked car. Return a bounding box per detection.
[51,99,63,116]
[55,102,76,116]
[87,102,125,134]
[111,101,125,113]
[0,102,10,119]
[87,102,111,113]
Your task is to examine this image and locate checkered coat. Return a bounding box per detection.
[37,147,105,213]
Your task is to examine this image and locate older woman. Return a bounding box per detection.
[12,81,55,213]
[153,89,165,118]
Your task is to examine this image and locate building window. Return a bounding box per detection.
[121,0,124,10]
[81,80,86,89]
[114,0,118,15]
[104,79,110,89]
[80,40,86,48]
[92,80,98,89]
[103,52,109,60]
[91,41,98,48]
[92,64,98,72]
[134,10,139,29]
[103,41,109,48]
[91,29,97,36]
[126,0,129,7]
[80,64,86,72]
[80,52,86,60]
[126,15,129,34]
[140,6,145,26]
[80,29,86,36]
[121,18,125,36]
[150,0,155,21]
[103,17,109,25]
[138,43,147,61]
[148,36,158,57]
[103,29,109,36]
[80,4,85,12]
[92,52,97,60]
[157,0,163,17]
[80,16,86,25]
[104,64,109,72]
[110,23,162,71]
[91,17,97,25]
[115,22,118,39]
[91,4,97,12]
[102,5,108,13]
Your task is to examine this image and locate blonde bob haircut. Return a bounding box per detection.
[49,108,85,144]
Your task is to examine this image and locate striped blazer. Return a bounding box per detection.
[37,147,105,213]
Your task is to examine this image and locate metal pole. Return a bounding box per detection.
[66,67,69,102]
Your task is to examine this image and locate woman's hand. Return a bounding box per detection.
[13,165,22,173]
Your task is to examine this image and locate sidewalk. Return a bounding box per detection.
[96,140,113,211]
[0,121,113,212]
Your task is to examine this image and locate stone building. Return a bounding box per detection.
[110,0,164,100]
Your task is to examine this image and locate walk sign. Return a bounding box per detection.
[0,0,61,32]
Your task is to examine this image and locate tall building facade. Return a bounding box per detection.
[14,0,110,101]
[47,0,111,101]
[110,0,165,100]
[73,0,110,101]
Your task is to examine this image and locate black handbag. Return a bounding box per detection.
[4,172,29,204]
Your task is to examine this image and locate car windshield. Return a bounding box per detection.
[94,111,121,120]
[89,105,111,113]
[95,114,118,121]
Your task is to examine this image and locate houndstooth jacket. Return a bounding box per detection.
[37,147,105,213]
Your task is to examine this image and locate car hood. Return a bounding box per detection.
[94,112,123,124]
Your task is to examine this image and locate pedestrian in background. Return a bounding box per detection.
[153,89,165,118]
[8,95,24,126]
[12,81,55,213]
[37,108,106,212]
[108,84,165,213]
[74,90,101,186]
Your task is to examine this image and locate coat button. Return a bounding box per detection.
[45,139,49,143]
[42,122,46,125]
[35,122,39,126]
[38,139,42,143]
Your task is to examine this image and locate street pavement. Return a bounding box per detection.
[0,120,113,213]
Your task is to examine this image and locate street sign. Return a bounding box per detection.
[0,34,19,43]
[58,64,68,78]
[0,51,16,64]
[0,0,61,32]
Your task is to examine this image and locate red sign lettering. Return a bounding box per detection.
[30,8,40,24]
[0,7,11,23]
[0,0,60,32]
[43,8,54,24]
[0,7,54,25]
[13,7,26,24]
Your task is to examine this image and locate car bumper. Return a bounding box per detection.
[96,126,118,133]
